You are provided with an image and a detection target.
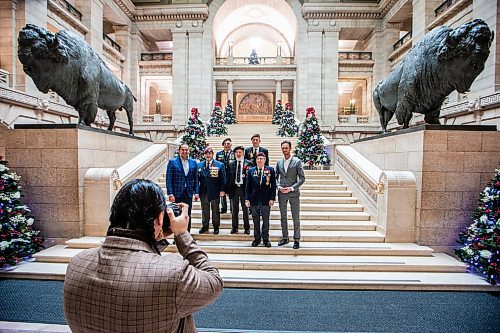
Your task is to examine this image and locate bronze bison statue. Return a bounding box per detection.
[373,19,493,133]
[18,24,135,135]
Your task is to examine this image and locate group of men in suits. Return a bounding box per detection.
[165,134,305,249]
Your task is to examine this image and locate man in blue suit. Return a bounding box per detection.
[198,147,226,235]
[166,143,199,232]
[245,152,276,247]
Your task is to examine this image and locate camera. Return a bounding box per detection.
[162,202,181,232]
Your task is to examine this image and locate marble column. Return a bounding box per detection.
[227,80,234,104]
[322,29,340,126]
[187,30,203,112]
[76,0,103,55]
[275,79,282,103]
[412,0,441,43]
[0,0,17,88]
[307,29,323,119]
[172,29,188,125]
[371,23,401,89]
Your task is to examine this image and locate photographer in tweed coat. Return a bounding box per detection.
[64,179,223,333]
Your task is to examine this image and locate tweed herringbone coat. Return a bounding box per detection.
[64,232,223,333]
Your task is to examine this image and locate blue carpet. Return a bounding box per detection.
[0,279,499,332]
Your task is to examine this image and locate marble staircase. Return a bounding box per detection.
[1,126,493,290]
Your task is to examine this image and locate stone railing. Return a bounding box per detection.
[0,69,9,87]
[393,31,412,51]
[440,91,500,118]
[435,0,460,17]
[334,145,417,242]
[141,53,172,61]
[103,35,121,53]
[338,51,372,61]
[142,114,172,123]
[53,0,82,21]
[338,115,370,124]
[84,143,170,235]
[215,57,294,65]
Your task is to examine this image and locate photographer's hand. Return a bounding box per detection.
[168,202,189,236]
[168,195,175,203]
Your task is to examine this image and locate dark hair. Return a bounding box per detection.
[178,143,189,151]
[108,179,166,254]
[256,152,266,158]
[281,140,292,149]
[222,138,232,145]
[251,133,260,140]
[233,145,245,153]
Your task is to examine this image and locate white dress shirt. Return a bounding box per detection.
[181,158,189,176]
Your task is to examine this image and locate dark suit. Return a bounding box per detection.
[215,150,235,213]
[198,159,226,231]
[227,159,253,232]
[245,166,276,242]
[244,146,269,166]
[166,157,199,231]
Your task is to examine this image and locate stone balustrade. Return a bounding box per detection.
[334,145,417,242]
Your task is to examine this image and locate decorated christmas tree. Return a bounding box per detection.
[207,101,228,137]
[295,107,330,166]
[181,107,207,160]
[272,100,285,125]
[249,49,259,65]
[277,102,299,137]
[0,157,43,268]
[223,100,237,124]
[456,167,500,285]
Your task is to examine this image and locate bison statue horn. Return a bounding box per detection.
[18,24,136,135]
[373,19,493,133]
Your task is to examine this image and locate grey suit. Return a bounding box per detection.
[275,156,305,240]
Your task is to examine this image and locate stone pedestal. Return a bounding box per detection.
[5,124,152,246]
[352,125,500,253]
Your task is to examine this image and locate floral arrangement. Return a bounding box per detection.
[456,167,500,285]
[0,157,43,268]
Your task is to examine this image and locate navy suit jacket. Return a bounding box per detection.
[244,146,269,166]
[245,166,276,206]
[227,159,253,199]
[198,160,227,201]
[166,157,199,198]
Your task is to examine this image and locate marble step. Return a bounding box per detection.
[191,202,365,212]
[1,261,493,291]
[191,210,371,221]
[83,217,375,237]
[299,190,352,197]
[66,237,433,256]
[160,170,337,178]
[156,178,343,185]
[192,229,384,242]
[31,246,463,273]
[190,219,376,231]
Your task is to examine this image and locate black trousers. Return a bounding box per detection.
[250,203,270,242]
[201,193,220,230]
[230,186,250,231]
[175,188,193,232]
[220,195,229,213]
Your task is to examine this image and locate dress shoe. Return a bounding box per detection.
[230,229,238,234]
[293,241,300,249]
[220,209,227,214]
[244,229,250,235]
[251,239,261,247]
[214,229,219,235]
[263,240,271,248]
[277,238,289,246]
[199,227,209,234]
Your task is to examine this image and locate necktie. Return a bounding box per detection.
[258,168,262,185]
[254,148,257,157]
[237,161,241,183]
[205,161,209,170]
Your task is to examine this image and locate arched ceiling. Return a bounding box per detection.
[213,0,297,58]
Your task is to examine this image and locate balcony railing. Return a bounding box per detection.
[338,52,372,60]
[435,0,460,17]
[103,35,121,53]
[215,57,294,65]
[141,53,173,61]
[393,31,412,51]
[54,0,82,21]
